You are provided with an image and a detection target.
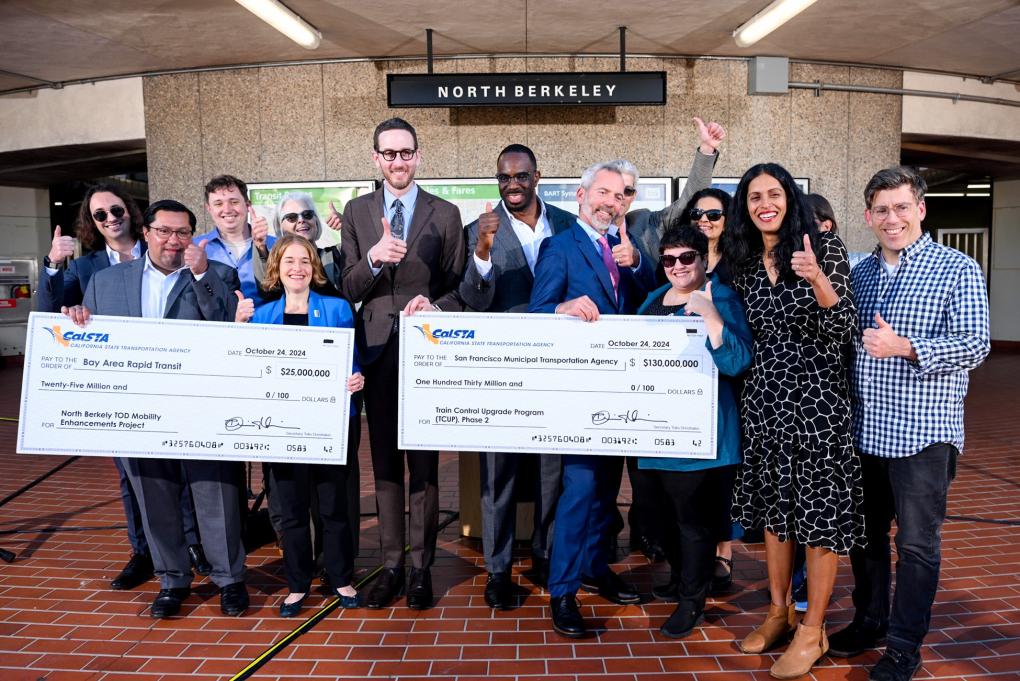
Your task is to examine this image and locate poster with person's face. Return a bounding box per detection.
[248,180,376,249]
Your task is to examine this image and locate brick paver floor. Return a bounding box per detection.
[1,353,1018,680]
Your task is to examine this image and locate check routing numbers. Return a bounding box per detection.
[398,313,717,458]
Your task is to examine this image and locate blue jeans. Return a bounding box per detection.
[850,443,958,653]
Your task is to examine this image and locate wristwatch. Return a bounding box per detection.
[42,255,63,269]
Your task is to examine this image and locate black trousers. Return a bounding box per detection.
[606,456,660,543]
[652,465,737,611]
[363,335,438,569]
[270,417,360,592]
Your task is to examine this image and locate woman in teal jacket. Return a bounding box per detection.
[237,234,364,616]
[637,225,752,639]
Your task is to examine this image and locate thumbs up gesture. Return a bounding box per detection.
[184,239,210,275]
[611,223,639,268]
[686,280,716,318]
[48,225,76,265]
[234,290,255,323]
[369,216,407,267]
[862,311,914,359]
[693,116,726,154]
[249,206,269,255]
[475,202,499,260]
[791,233,821,284]
[325,201,343,232]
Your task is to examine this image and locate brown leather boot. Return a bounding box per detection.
[738,602,796,654]
[769,622,828,679]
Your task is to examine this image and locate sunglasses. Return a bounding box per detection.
[623,186,637,197]
[93,205,126,222]
[689,208,724,222]
[282,210,316,223]
[661,251,700,268]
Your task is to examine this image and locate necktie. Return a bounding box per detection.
[390,199,405,240]
[598,235,620,299]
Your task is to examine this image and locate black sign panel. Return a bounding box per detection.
[388,72,666,108]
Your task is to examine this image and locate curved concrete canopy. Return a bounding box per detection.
[1,0,1019,94]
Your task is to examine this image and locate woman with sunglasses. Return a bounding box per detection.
[683,188,733,286]
[720,164,861,679]
[636,225,752,639]
[236,234,364,616]
[37,183,212,589]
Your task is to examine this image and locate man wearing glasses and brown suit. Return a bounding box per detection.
[341,117,466,611]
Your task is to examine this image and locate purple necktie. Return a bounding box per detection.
[598,235,620,299]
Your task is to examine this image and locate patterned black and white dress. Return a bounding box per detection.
[732,232,864,553]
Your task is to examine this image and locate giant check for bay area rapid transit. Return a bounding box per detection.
[18,313,354,464]
[398,312,718,458]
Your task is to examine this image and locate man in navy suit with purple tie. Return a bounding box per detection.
[529,161,655,637]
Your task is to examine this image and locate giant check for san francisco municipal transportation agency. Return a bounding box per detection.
[18,312,353,464]
[399,312,717,458]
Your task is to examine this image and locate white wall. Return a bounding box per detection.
[902,72,1020,143]
[991,180,1020,342]
[0,78,145,153]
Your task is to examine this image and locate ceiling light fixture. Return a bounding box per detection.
[966,192,991,197]
[967,183,991,189]
[234,0,321,49]
[925,192,965,198]
[733,0,818,48]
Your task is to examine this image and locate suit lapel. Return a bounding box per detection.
[163,269,193,317]
[126,259,144,318]
[369,188,385,244]
[572,225,617,304]
[404,189,434,253]
[494,205,530,276]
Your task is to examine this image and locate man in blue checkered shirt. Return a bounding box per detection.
[827,166,990,681]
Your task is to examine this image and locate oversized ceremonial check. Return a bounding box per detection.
[18,313,353,464]
[398,312,717,458]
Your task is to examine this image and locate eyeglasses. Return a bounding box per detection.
[689,208,724,222]
[147,226,194,241]
[376,148,417,162]
[496,172,532,185]
[660,251,700,268]
[870,202,916,221]
[93,205,126,222]
[282,210,316,223]
[623,186,637,197]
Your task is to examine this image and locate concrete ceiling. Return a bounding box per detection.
[1,0,1019,94]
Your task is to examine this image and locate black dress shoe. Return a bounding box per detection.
[188,544,212,577]
[111,553,154,590]
[829,621,888,657]
[660,601,705,639]
[278,593,307,618]
[150,587,190,619]
[406,568,434,610]
[484,572,512,609]
[219,581,249,616]
[550,595,585,638]
[633,534,666,562]
[869,646,922,681]
[584,570,641,605]
[652,575,681,603]
[710,556,733,595]
[365,568,405,609]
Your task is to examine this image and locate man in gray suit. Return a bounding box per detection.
[460,144,576,608]
[63,199,248,619]
[603,117,726,563]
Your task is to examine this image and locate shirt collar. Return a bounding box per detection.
[106,240,142,264]
[576,218,609,245]
[501,197,548,228]
[383,183,418,211]
[143,253,188,278]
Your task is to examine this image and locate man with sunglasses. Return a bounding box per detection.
[458,143,577,608]
[62,200,249,619]
[601,117,726,567]
[341,117,465,611]
[195,174,277,307]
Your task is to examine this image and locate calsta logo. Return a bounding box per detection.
[44,325,111,347]
[414,324,476,345]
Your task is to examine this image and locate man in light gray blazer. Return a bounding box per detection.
[460,144,576,609]
[65,199,247,619]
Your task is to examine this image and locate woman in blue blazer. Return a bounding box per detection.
[636,225,752,640]
[238,234,364,616]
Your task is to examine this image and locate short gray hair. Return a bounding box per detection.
[273,191,322,241]
[579,162,625,190]
[607,159,639,186]
[864,166,926,208]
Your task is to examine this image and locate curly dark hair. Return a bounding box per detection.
[719,163,817,283]
[660,225,708,257]
[74,183,145,251]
